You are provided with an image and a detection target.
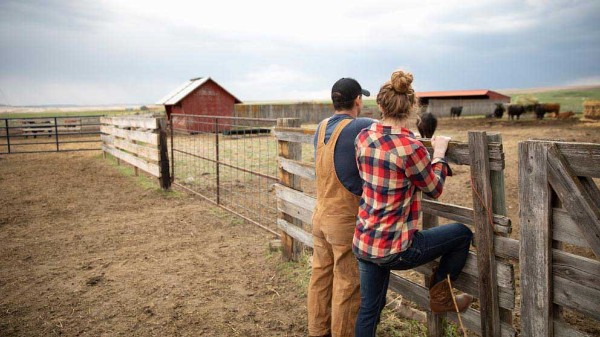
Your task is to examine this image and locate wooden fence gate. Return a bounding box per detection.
[274,118,519,337]
[519,140,600,337]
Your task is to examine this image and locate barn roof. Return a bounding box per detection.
[417,90,510,101]
[156,77,241,105]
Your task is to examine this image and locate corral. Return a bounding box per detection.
[1,115,599,336]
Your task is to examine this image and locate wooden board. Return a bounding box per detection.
[277,218,313,248]
[102,145,160,177]
[277,199,313,225]
[100,116,159,130]
[547,144,600,257]
[422,199,511,235]
[112,138,160,162]
[100,125,159,145]
[553,275,600,321]
[553,249,600,292]
[278,157,315,181]
[518,141,553,337]
[469,131,501,337]
[552,208,588,248]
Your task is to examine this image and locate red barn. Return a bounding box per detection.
[157,77,241,133]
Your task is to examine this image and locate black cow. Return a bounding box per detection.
[416,112,437,139]
[507,105,526,120]
[494,103,505,119]
[534,104,546,120]
[450,106,463,119]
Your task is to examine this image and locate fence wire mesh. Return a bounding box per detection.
[170,114,280,234]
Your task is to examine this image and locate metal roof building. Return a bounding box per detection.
[157,77,241,133]
[417,89,511,117]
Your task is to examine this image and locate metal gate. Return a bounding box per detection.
[0,116,103,154]
[169,114,280,235]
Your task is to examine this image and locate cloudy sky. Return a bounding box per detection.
[0,0,599,106]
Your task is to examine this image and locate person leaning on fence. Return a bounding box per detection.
[353,70,474,337]
[307,78,375,337]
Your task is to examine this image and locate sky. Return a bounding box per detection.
[0,0,599,106]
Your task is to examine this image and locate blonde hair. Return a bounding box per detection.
[376,69,417,120]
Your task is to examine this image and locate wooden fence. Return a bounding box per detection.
[273,118,519,337]
[519,141,600,337]
[100,116,170,189]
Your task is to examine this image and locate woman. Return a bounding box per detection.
[353,70,474,336]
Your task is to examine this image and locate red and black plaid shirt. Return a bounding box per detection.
[353,123,450,259]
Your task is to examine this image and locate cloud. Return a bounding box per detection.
[565,76,600,86]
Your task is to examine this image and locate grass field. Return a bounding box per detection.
[506,87,600,112]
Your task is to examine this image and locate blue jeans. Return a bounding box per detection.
[354,223,473,337]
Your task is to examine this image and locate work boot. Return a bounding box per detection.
[429,278,473,314]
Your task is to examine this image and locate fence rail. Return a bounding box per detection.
[274,119,518,337]
[519,140,600,337]
[100,116,170,189]
[0,116,103,154]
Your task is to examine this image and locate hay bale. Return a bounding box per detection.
[583,100,600,120]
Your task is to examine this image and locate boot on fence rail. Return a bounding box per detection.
[429,269,473,314]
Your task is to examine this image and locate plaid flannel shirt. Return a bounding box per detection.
[353,123,450,259]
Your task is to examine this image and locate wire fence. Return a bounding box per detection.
[0,116,103,154]
[170,114,282,235]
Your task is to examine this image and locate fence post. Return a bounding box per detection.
[468,131,501,337]
[158,118,171,190]
[54,117,60,152]
[518,141,553,337]
[487,133,514,326]
[5,119,10,154]
[215,117,220,204]
[277,118,302,261]
[422,200,444,337]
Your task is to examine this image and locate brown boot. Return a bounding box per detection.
[429,278,473,314]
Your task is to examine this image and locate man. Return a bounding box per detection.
[307,78,375,337]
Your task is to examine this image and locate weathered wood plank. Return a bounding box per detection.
[553,275,600,321]
[278,157,315,181]
[554,320,592,337]
[552,208,588,248]
[422,199,511,235]
[488,133,508,222]
[277,218,313,248]
[554,142,600,178]
[102,145,160,177]
[553,249,600,292]
[421,139,504,171]
[415,251,514,289]
[469,131,501,337]
[101,134,114,145]
[101,125,159,145]
[579,176,600,209]
[275,184,316,212]
[277,118,303,261]
[547,144,600,257]
[273,129,314,144]
[278,199,313,225]
[100,116,159,129]
[112,138,160,161]
[519,141,553,337]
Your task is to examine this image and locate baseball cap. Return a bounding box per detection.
[331,78,370,103]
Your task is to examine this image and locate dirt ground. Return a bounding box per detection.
[1,115,599,337]
[0,153,308,336]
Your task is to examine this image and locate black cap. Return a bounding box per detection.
[331,78,370,103]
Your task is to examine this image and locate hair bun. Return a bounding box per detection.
[390,70,413,94]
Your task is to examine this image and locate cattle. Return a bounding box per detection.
[534,103,561,120]
[507,104,526,120]
[416,112,437,139]
[450,106,463,119]
[556,111,575,120]
[494,103,505,119]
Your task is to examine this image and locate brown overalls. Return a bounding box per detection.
[307,118,361,337]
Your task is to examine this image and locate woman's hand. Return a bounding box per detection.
[431,135,451,158]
